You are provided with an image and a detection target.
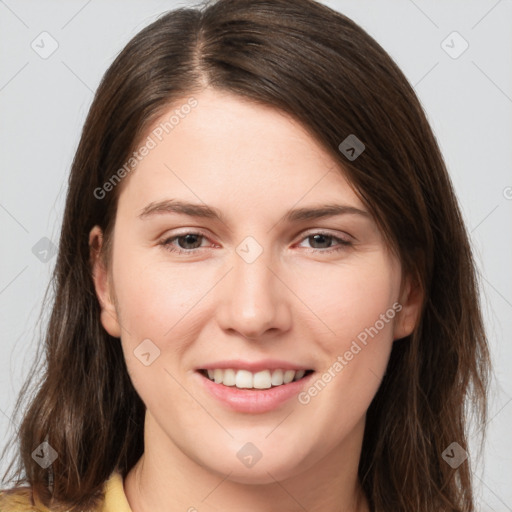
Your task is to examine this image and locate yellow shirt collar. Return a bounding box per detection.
[101,471,132,512]
[0,471,132,512]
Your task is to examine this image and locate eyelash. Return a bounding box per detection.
[159,230,352,256]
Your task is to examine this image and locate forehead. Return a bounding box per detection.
[117,89,363,217]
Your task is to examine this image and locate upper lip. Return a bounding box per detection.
[197,359,314,372]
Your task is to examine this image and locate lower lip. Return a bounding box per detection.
[196,371,315,414]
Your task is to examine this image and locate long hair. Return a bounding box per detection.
[1,0,491,510]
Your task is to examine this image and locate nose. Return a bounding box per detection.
[215,247,292,341]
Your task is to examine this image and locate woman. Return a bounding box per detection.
[0,0,491,510]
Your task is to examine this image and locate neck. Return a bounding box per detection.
[124,412,370,512]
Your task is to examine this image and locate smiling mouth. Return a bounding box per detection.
[197,368,315,390]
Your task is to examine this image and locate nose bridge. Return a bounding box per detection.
[233,239,277,312]
[216,236,289,339]
[234,250,272,302]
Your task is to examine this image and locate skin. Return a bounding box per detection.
[89,88,422,512]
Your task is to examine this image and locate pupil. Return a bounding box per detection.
[311,234,331,248]
[179,234,201,249]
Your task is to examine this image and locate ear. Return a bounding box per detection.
[89,225,121,338]
[393,273,423,341]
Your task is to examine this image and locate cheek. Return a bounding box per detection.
[111,248,204,403]
[292,256,399,420]
[112,246,204,338]
[293,254,400,347]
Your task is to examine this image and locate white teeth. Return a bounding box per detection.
[271,369,284,386]
[202,368,310,389]
[283,370,295,384]
[222,368,236,386]
[235,370,253,389]
[213,369,223,384]
[294,369,305,381]
[253,370,272,389]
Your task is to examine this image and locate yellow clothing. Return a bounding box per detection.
[0,471,132,512]
[100,471,132,512]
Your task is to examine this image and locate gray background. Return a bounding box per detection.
[1,0,511,509]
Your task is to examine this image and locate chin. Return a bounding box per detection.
[218,465,299,485]
[201,453,306,485]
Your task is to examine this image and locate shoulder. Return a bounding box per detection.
[0,471,126,512]
[0,486,49,511]
[0,484,96,511]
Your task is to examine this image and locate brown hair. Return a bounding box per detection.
[1,0,491,511]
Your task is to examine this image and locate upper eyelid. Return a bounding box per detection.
[296,228,353,241]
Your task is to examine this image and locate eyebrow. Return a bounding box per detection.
[137,199,370,223]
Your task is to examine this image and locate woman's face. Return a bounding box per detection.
[90,88,420,484]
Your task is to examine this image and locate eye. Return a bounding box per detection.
[160,231,212,255]
[296,232,352,254]
[159,230,353,256]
